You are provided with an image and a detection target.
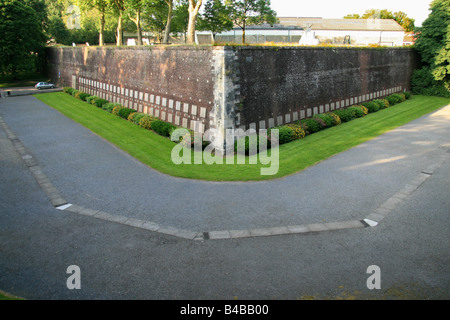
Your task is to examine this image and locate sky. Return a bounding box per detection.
[269,0,433,26]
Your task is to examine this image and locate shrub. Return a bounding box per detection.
[117,107,136,119]
[353,105,369,115]
[326,112,341,126]
[285,123,306,140]
[333,109,354,122]
[138,115,154,130]
[63,87,74,95]
[361,101,380,113]
[151,119,177,137]
[299,118,322,134]
[235,132,273,156]
[112,105,122,116]
[269,125,294,145]
[78,93,91,101]
[313,113,334,127]
[372,100,385,110]
[347,106,365,118]
[71,89,80,97]
[386,94,404,105]
[128,112,145,124]
[382,99,390,108]
[86,95,100,105]
[102,102,121,113]
[93,98,109,109]
[404,92,411,99]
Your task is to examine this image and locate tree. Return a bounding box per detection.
[142,0,168,43]
[343,8,415,32]
[127,0,146,45]
[412,0,450,95]
[187,0,202,43]
[171,0,190,41]
[198,0,233,40]
[77,0,110,46]
[112,0,126,45]
[162,0,174,43]
[227,0,278,44]
[0,0,47,77]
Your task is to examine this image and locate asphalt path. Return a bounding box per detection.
[0,94,449,301]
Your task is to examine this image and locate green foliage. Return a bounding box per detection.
[386,94,404,105]
[86,95,100,105]
[333,109,354,122]
[102,102,122,113]
[346,106,365,118]
[361,101,380,113]
[117,107,136,119]
[0,0,47,77]
[269,126,294,145]
[198,0,233,38]
[298,118,322,134]
[285,123,306,140]
[128,112,146,124]
[326,112,341,126]
[78,92,91,101]
[227,0,278,43]
[343,9,415,32]
[234,133,272,156]
[138,115,155,130]
[313,113,334,127]
[150,119,177,137]
[63,87,74,95]
[92,97,108,108]
[413,0,450,95]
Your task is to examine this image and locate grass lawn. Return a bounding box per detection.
[34,92,450,181]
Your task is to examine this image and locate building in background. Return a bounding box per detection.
[278,17,406,46]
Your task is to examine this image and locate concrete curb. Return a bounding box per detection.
[1,113,448,241]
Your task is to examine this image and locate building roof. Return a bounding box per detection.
[278,17,405,32]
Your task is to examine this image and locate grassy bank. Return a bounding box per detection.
[34,92,449,181]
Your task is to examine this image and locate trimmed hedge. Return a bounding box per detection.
[117,107,136,119]
[150,119,177,137]
[60,86,415,155]
[102,102,122,113]
[361,101,380,113]
[333,109,354,122]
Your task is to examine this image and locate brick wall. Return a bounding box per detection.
[46,46,417,152]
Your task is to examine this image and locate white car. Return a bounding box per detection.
[35,82,55,90]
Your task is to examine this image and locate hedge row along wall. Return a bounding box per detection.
[46,46,417,153]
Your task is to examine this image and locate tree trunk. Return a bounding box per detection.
[163,0,173,44]
[116,10,123,46]
[242,20,246,44]
[187,0,202,44]
[99,12,105,46]
[136,10,142,45]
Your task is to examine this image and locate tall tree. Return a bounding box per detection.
[171,0,189,42]
[0,0,47,77]
[77,0,110,46]
[198,0,233,40]
[343,8,415,32]
[112,0,126,45]
[127,0,146,45]
[413,0,450,94]
[187,0,202,43]
[227,0,277,44]
[141,0,168,43]
[163,0,173,43]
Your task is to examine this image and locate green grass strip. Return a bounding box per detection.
[34,93,449,181]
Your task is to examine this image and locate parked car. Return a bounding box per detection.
[35,82,55,90]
